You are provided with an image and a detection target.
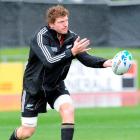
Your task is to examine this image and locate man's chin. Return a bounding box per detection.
[57,29,68,35]
[61,31,68,34]
[62,29,68,34]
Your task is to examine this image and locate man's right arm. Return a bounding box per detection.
[30,27,73,69]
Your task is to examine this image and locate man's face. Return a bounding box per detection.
[49,16,69,34]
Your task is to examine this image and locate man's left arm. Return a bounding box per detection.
[76,52,112,68]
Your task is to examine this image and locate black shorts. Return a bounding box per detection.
[21,82,69,117]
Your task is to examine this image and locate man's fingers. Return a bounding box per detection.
[75,36,80,43]
[78,40,90,48]
[86,48,91,51]
[78,38,88,44]
[75,37,90,46]
[80,48,91,53]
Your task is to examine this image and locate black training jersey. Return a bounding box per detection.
[23,26,107,95]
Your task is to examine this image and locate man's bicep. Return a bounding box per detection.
[30,36,56,69]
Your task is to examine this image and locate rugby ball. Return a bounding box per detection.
[112,50,133,75]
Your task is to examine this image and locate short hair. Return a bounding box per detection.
[46,5,69,24]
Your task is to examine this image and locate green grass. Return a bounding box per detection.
[1,106,140,140]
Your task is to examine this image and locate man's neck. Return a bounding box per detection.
[57,33,62,41]
[57,33,64,46]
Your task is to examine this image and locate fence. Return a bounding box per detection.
[0,1,140,47]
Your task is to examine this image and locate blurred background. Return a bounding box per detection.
[0,0,140,140]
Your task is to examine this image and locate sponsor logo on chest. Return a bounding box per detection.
[51,47,58,52]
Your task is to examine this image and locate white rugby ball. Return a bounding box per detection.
[112,50,133,75]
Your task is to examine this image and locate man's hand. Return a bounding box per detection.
[103,59,112,67]
[71,36,90,56]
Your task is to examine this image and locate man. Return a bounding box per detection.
[9,5,112,140]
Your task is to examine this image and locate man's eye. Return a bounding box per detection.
[59,21,64,23]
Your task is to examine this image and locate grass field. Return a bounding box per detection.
[0,47,140,88]
[1,106,140,140]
